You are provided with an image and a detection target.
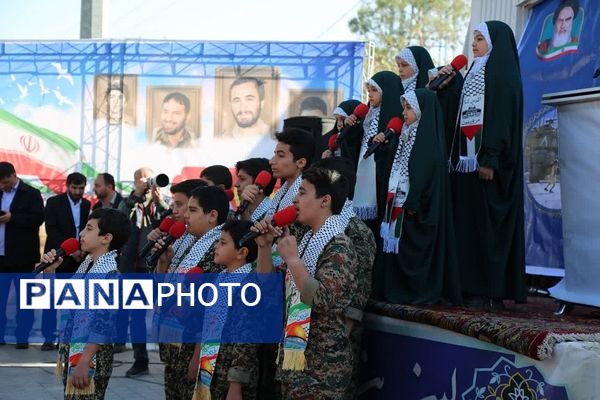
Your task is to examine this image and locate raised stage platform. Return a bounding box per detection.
[358,299,600,399]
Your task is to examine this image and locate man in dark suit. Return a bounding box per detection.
[92,172,123,210]
[0,162,44,348]
[41,172,90,350]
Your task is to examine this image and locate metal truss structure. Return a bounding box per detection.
[0,41,365,183]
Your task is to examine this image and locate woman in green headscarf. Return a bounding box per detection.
[373,89,461,304]
[341,71,403,227]
[448,21,526,308]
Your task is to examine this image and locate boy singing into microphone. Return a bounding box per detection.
[234,158,276,222]
[153,186,229,400]
[253,167,358,399]
[39,208,131,400]
[190,219,260,400]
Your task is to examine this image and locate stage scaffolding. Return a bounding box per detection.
[0,40,366,183]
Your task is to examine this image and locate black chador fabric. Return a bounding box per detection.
[449,20,526,302]
[373,89,461,304]
[372,71,404,224]
[435,67,464,158]
[342,71,403,225]
[404,45,463,156]
[337,99,363,171]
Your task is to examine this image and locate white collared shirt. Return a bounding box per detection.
[67,194,81,239]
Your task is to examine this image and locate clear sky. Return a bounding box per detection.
[0,0,362,42]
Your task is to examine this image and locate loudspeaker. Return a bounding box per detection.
[283,116,336,163]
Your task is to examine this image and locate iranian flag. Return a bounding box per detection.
[0,108,79,193]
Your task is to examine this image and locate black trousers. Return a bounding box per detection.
[0,257,35,343]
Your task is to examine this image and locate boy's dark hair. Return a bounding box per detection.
[300,96,328,116]
[170,179,207,197]
[301,167,349,214]
[201,165,233,190]
[0,162,16,179]
[221,220,258,264]
[98,172,116,190]
[235,158,276,196]
[312,157,356,200]
[66,172,87,186]
[163,92,191,114]
[190,186,229,225]
[275,128,315,170]
[88,208,131,251]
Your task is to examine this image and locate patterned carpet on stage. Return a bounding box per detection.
[367,298,600,360]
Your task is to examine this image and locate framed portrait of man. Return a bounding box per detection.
[288,89,344,119]
[145,86,202,150]
[93,74,138,126]
[535,0,584,61]
[214,66,280,139]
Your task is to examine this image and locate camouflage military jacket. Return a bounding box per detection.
[279,234,358,399]
[344,216,376,322]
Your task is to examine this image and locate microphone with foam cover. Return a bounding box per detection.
[428,54,468,91]
[139,216,175,258]
[238,206,298,246]
[34,238,80,273]
[337,103,369,144]
[328,134,339,152]
[224,189,235,202]
[235,170,273,217]
[145,221,187,266]
[363,117,404,159]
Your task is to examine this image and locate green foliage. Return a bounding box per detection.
[349,0,470,71]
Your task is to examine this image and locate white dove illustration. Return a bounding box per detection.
[51,62,75,86]
[39,78,50,96]
[16,83,29,99]
[53,89,73,106]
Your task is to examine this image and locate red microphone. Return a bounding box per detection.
[236,170,273,217]
[34,238,80,273]
[328,134,339,152]
[146,221,187,266]
[363,117,404,159]
[184,266,204,283]
[428,54,468,91]
[238,205,297,245]
[139,216,175,258]
[337,103,369,144]
[224,189,235,202]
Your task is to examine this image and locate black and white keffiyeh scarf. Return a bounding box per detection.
[281,214,347,371]
[396,47,418,92]
[194,262,253,400]
[174,224,224,273]
[339,199,357,227]
[450,21,491,174]
[269,175,302,216]
[381,90,421,253]
[251,197,272,222]
[61,250,119,396]
[169,232,197,273]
